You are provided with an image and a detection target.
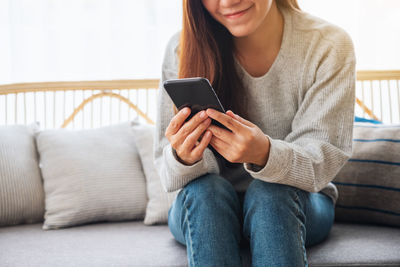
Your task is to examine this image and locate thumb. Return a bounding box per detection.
[226,110,253,127]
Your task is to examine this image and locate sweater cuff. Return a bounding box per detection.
[168,145,205,171]
[163,143,220,191]
[243,136,292,182]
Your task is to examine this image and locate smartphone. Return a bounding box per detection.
[163,77,231,132]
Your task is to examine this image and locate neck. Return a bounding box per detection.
[234,1,284,58]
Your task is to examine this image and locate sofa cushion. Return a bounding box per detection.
[0,123,45,227]
[131,121,178,225]
[36,121,147,230]
[0,221,399,267]
[354,116,382,124]
[333,122,400,227]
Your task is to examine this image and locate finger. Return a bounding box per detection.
[226,110,236,119]
[181,118,211,152]
[177,110,209,139]
[226,110,254,127]
[209,136,230,159]
[191,130,212,159]
[207,124,233,141]
[205,108,241,132]
[211,136,241,163]
[165,107,191,137]
[210,135,230,149]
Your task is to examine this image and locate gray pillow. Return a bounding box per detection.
[36,121,147,230]
[0,123,45,226]
[131,121,178,225]
[333,122,400,227]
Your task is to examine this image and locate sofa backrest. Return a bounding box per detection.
[0,70,400,128]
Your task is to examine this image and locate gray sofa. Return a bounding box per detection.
[1,122,400,267]
[1,220,400,266]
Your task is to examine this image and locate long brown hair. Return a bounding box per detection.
[176,0,300,118]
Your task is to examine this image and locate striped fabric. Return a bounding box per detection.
[0,123,45,226]
[333,122,400,227]
[36,121,147,230]
[131,121,178,225]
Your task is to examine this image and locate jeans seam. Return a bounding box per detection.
[293,189,307,267]
[182,189,196,267]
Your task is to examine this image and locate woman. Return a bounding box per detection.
[153,0,355,266]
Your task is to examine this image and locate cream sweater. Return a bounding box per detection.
[153,6,356,203]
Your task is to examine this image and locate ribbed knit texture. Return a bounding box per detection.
[131,122,178,225]
[37,122,147,230]
[0,123,44,226]
[153,6,356,204]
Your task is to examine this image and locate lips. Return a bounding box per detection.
[223,6,252,19]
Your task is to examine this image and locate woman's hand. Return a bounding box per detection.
[205,109,270,167]
[165,107,213,166]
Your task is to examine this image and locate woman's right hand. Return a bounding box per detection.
[165,107,213,165]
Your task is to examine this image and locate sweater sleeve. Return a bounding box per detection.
[153,33,220,193]
[243,36,356,193]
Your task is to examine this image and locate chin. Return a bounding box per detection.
[225,24,256,38]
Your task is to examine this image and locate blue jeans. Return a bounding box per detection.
[167,173,335,267]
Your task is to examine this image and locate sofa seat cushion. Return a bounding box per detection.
[0,222,399,267]
[307,223,400,266]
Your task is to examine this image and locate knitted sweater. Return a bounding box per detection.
[153,6,356,204]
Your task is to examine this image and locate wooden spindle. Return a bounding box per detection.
[361,81,365,117]
[15,93,17,124]
[24,92,27,125]
[387,80,392,124]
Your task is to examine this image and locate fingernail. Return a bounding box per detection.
[200,111,206,118]
[183,108,189,115]
[206,109,214,115]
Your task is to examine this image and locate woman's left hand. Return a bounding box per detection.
[205,108,271,167]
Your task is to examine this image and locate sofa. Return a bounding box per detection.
[0,220,399,267]
[1,119,400,267]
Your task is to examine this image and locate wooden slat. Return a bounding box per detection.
[4,95,7,124]
[356,70,400,81]
[1,73,399,94]
[1,74,399,126]
[0,79,160,94]
[24,92,27,125]
[61,91,154,128]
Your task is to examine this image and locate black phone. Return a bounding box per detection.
[163,77,231,132]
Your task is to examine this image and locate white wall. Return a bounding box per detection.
[1,0,399,85]
[301,0,400,70]
[0,0,182,84]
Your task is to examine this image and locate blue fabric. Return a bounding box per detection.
[348,158,400,166]
[333,122,400,227]
[354,116,382,124]
[167,173,335,267]
[353,138,400,143]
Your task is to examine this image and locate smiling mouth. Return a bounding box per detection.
[223,5,253,19]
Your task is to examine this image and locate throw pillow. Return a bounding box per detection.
[333,122,400,227]
[36,121,147,230]
[131,121,178,225]
[0,123,45,226]
[354,116,382,124]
